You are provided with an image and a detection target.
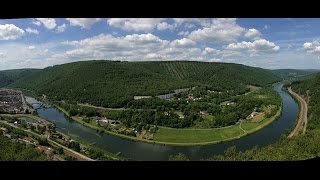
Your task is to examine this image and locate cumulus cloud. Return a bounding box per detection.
[32,20,41,26]
[25,27,39,35]
[56,24,66,33]
[66,18,101,29]
[188,18,245,43]
[28,45,35,50]
[226,39,280,55]
[36,18,57,30]
[107,18,164,32]
[303,41,320,54]
[178,31,189,37]
[0,43,55,70]
[170,38,196,47]
[173,18,211,27]
[244,28,261,39]
[157,22,175,31]
[51,33,210,62]
[202,47,221,55]
[0,24,25,40]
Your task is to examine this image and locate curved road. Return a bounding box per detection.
[288,87,308,138]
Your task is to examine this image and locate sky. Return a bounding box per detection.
[0,18,320,70]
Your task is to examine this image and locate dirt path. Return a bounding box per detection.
[288,87,308,138]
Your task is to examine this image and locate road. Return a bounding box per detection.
[78,103,156,111]
[0,120,94,161]
[288,87,308,138]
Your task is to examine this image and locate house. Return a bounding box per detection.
[200,111,208,115]
[246,111,259,119]
[227,102,235,106]
[134,96,152,100]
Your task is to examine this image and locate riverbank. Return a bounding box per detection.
[287,87,308,138]
[54,103,282,146]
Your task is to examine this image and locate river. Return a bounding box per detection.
[25,83,298,160]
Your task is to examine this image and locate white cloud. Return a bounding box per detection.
[0,43,56,70]
[0,24,25,40]
[303,41,320,54]
[107,18,164,32]
[170,38,196,48]
[50,33,211,62]
[209,58,222,62]
[185,23,195,29]
[32,20,41,26]
[36,18,57,30]
[178,31,189,37]
[226,39,280,55]
[25,27,39,35]
[66,18,101,29]
[28,45,35,50]
[56,24,66,33]
[173,18,211,27]
[157,22,175,31]
[244,29,261,39]
[202,47,221,55]
[188,18,245,43]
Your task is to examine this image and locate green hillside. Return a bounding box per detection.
[0,69,40,87]
[9,60,281,108]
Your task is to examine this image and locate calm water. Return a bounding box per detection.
[25,83,298,160]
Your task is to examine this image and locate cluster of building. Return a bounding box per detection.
[90,116,120,126]
[0,88,32,114]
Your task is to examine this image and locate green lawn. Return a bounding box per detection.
[154,107,282,145]
[154,125,245,144]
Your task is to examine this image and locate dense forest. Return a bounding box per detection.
[210,73,320,160]
[9,60,280,108]
[57,86,280,129]
[0,69,39,87]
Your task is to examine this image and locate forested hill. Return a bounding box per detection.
[292,73,320,131]
[0,69,40,87]
[9,60,280,107]
[272,69,320,79]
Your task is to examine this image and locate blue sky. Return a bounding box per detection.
[0,18,320,70]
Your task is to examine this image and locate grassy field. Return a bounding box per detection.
[154,125,244,144]
[154,107,282,145]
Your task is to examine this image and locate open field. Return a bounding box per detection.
[153,108,281,145]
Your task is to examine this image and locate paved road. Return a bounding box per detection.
[288,87,308,138]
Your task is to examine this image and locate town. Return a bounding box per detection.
[0,88,33,114]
